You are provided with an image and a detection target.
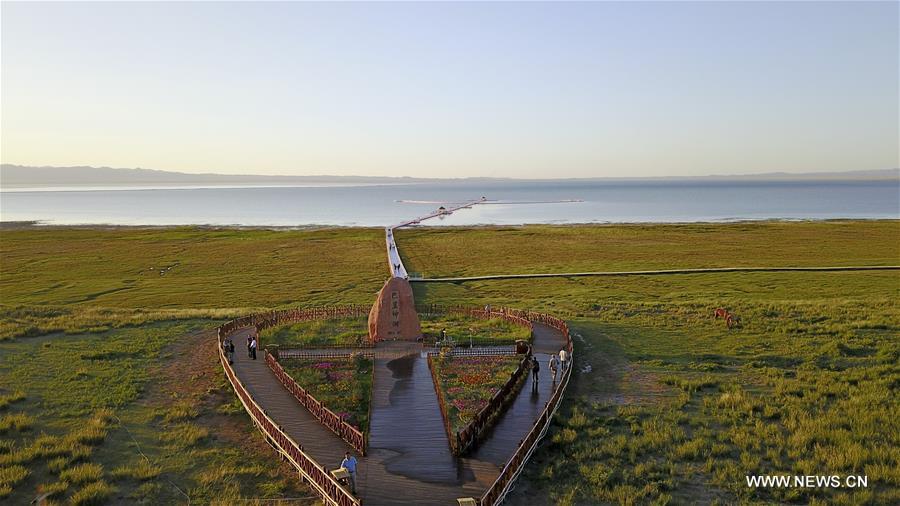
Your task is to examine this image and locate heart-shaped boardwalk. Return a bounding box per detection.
[225,320,568,505]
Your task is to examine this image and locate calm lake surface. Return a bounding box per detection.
[1,180,897,227]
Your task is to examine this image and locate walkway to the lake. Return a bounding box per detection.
[384,198,486,279]
[228,323,567,505]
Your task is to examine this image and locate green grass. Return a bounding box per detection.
[0,390,25,410]
[482,298,898,505]
[280,355,373,432]
[396,221,900,278]
[0,322,310,504]
[397,223,899,505]
[59,462,104,484]
[1,221,897,504]
[0,226,387,341]
[419,313,532,345]
[262,317,370,348]
[69,479,113,505]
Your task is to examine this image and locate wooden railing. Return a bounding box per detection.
[218,304,574,506]
[216,320,360,506]
[278,348,376,360]
[266,352,372,454]
[479,313,574,506]
[426,346,517,357]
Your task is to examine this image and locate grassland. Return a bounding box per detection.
[1,221,897,504]
[396,221,899,277]
[0,322,313,504]
[400,223,900,506]
[419,314,532,345]
[262,317,371,348]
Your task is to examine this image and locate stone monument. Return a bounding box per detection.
[368,276,422,341]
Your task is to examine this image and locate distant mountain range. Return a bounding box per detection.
[1,164,897,189]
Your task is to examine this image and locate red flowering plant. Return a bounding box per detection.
[281,354,373,432]
[431,354,521,435]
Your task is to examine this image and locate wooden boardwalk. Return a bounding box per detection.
[229,324,567,505]
[231,327,354,466]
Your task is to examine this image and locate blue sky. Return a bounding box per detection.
[1,1,897,178]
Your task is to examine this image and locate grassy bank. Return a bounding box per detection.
[1,221,897,504]
[0,226,386,309]
[419,313,532,345]
[0,322,312,504]
[262,317,370,348]
[396,221,899,278]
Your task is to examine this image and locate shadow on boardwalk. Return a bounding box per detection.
[229,323,566,505]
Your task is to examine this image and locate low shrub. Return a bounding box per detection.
[59,462,103,484]
[70,480,113,506]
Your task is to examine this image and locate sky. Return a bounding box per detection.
[1,1,897,179]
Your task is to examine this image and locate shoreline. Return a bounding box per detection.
[1,217,899,231]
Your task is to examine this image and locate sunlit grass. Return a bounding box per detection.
[1,221,896,504]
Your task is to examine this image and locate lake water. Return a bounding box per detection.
[1,180,897,227]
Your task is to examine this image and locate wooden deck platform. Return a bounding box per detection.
[229,323,566,505]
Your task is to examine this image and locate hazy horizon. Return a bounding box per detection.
[2,2,898,178]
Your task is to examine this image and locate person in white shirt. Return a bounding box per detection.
[249,338,258,360]
[559,349,568,372]
[549,354,560,383]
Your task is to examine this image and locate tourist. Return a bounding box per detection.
[440,328,446,341]
[531,356,540,389]
[249,337,258,360]
[246,334,253,357]
[228,339,235,364]
[559,349,568,372]
[549,354,559,383]
[340,451,358,494]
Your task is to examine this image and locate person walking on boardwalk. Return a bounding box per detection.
[227,339,235,365]
[549,354,559,384]
[249,337,258,360]
[340,452,358,494]
[531,356,540,390]
[559,348,568,372]
[246,334,253,357]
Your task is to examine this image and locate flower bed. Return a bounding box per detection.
[262,317,370,347]
[430,354,523,436]
[419,313,532,345]
[280,354,373,432]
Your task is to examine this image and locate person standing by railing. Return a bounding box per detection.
[249,337,258,360]
[340,451,358,494]
[559,348,568,372]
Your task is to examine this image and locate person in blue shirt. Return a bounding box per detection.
[340,452,358,494]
